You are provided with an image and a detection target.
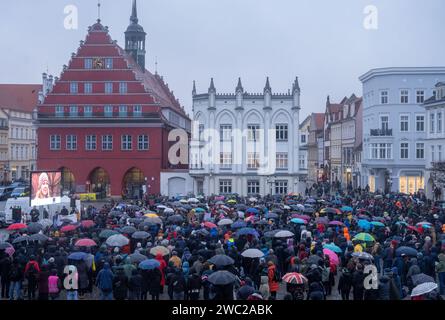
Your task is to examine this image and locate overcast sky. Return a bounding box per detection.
[0,0,444,119]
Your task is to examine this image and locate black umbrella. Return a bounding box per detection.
[272,209,283,214]
[12,236,30,244]
[236,204,247,211]
[182,205,192,211]
[396,246,418,257]
[263,230,279,238]
[208,255,235,267]
[29,234,50,243]
[195,229,210,237]
[109,211,124,217]
[121,226,137,235]
[307,255,322,265]
[129,252,148,264]
[304,208,315,214]
[132,231,151,240]
[266,212,279,219]
[167,215,184,224]
[128,218,144,225]
[27,223,43,234]
[207,270,237,285]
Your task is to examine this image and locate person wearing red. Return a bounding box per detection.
[24,256,41,300]
[267,261,279,299]
[155,253,167,293]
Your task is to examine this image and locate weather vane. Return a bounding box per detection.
[97,0,101,22]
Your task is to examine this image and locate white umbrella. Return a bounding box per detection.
[106,234,129,247]
[217,218,234,226]
[156,205,167,209]
[296,204,305,210]
[179,199,188,204]
[283,205,291,210]
[164,208,174,214]
[39,219,53,229]
[274,230,295,238]
[241,248,265,258]
[188,198,199,203]
[411,282,438,297]
[248,197,258,202]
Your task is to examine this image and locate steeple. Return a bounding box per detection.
[130,0,138,24]
[292,77,301,110]
[264,77,271,93]
[208,78,216,94]
[292,76,300,93]
[236,77,244,93]
[125,0,147,70]
[192,80,197,96]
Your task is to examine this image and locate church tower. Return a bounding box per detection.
[125,0,146,70]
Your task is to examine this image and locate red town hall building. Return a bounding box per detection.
[37,1,192,198]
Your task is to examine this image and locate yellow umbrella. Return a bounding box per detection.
[227,199,237,204]
[144,213,158,218]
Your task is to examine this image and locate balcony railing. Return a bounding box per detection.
[370,128,393,136]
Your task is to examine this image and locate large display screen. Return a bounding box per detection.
[30,171,62,206]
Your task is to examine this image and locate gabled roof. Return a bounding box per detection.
[0,84,41,113]
[310,113,324,131]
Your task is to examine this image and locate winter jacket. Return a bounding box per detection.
[96,263,114,291]
[308,282,325,300]
[113,269,128,300]
[155,253,167,286]
[259,276,270,300]
[338,271,353,293]
[128,270,143,292]
[48,275,60,294]
[436,253,445,273]
[378,275,390,300]
[38,270,50,294]
[148,268,162,295]
[267,264,279,292]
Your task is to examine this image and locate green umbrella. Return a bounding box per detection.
[99,229,119,239]
[370,221,385,228]
[353,232,375,242]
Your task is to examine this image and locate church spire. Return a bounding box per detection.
[130,0,138,24]
[236,77,243,93]
[192,80,197,96]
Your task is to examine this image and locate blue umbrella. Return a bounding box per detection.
[371,221,385,228]
[341,206,353,212]
[68,252,88,261]
[236,227,259,237]
[305,198,316,204]
[232,221,247,229]
[290,218,306,225]
[323,243,342,253]
[358,219,371,231]
[139,259,161,270]
[395,221,408,226]
[246,208,260,214]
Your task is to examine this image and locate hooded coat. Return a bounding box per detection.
[96,263,114,292]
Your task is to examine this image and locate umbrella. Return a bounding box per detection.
[144,217,163,225]
[99,230,119,238]
[188,198,200,203]
[195,208,206,213]
[323,248,339,265]
[163,208,175,214]
[167,215,184,224]
[215,201,225,206]
[353,233,375,242]
[150,246,170,256]
[303,208,315,214]
[416,222,432,229]
[411,282,438,297]
[411,273,436,286]
[0,242,12,250]
[109,210,124,217]
[195,229,210,237]
[226,199,237,205]
[80,220,95,228]
[132,231,151,240]
[320,208,338,214]
[351,252,374,261]
[207,271,237,285]
[305,198,316,204]
[266,212,279,219]
[396,246,418,257]
[372,217,386,222]
[204,221,217,229]
[121,226,137,235]
[255,220,269,225]
[395,221,408,226]
[12,236,29,244]
[236,227,259,237]
[241,248,264,258]
[208,254,235,267]
[7,223,27,231]
[290,218,307,225]
[157,205,167,209]
[248,197,258,202]
[106,234,129,247]
[341,206,353,212]
[128,218,144,225]
[307,255,322,265]
[232,219,247,229]
[272,208,284,214]
[316,217,329,225]
[371,221,385,228]
[323,243,342,253]
[5,246,15,257]
[68,252,88,261]
[29,234,50,243]
[27,223,43,234]
[246,208,260,215]
[75,238,97,247]
[292,214,311,221]
[282,272,308,285]
[144,213,159,218]
[60,225,77,233]
[217,219,233,226]
[263,230,280,238]
[358,220,371,231]
[274,230,294,238]
[328,221,344,226]
[39,219,53,229]
[139,259,161,270]
[129,252,148,264]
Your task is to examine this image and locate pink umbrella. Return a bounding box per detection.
[75,238,97,247]
[323,248,339,265]
[292,214,311,221]
[329,221,344,226]
[81,220,95,228]
[204,221,217,229]
[60,225,77,233]
[5,246,15,257]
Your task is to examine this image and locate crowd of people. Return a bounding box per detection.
[0,188,444,301]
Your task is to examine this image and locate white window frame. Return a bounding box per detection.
[66,135,77,151]
[50,135,61,150]
[55,105,64,117]
[219,180,232,194]
[400,89,409,104]
[105,58,113,69]
[416,143,425,159]
[219,152,232,168]
[220,125,232,142]
[85,135,97,151]
[133,105,142,117]
[380,90,388,104]
[247,125,260,142]
[138,135,149,150]
[247,152,260,169]
[84,58,93,69]
[70,82,78,94]
[438,111,442,133]
[105,82,113,94]
[119,82,128,94]
[416,114,425,132]
[276,124,288,141]
[102,135,113,151]
[400,142,409,159]
[400,114,409,132]
[416,90,425,104]
[121,135,132,151]
[274,181,288,195]
[84,105,93,117]
[104,105,113,117]
[84,82,93,94]
[276,152,288,169]
[380,115,389,131]
[119,105,128,117]
[247,180,260,195]
[430,112,435,133]
[69,105,78,117]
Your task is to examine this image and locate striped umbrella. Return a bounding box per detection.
[353,233,375,242]
[282,272,308,285]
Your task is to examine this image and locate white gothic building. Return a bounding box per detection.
[359,67,445,194]
[190,77,304,196]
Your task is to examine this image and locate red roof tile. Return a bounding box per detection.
[0,84,41,113]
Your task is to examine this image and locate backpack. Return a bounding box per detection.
[273,268,281,282]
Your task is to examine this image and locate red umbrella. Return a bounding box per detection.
[60,225,77,233]
[75,238,97,247]
[204,221,217,229]
[7,223,27,231]
[282,272,308,284]
[407,226,420,233]
[81,220,95,228]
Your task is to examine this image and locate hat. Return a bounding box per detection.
[136,242,142,248]
[48,257,55,263]
[425,236,431,241]
[114,247,120,253]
